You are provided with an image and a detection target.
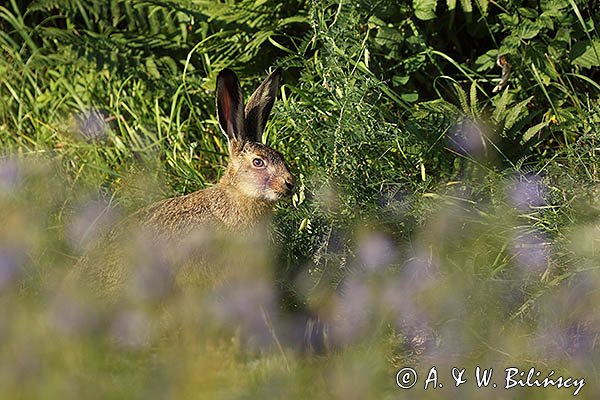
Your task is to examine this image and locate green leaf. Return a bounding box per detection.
[522,120,549,143]
[401,92,419,102]
[518,19,541,40]
[414,0,438,20]
[498,13,518,27]
[555,27,571,43]
[540,0,569,12]
[475,49,498,72]
[492,85,512,123]
[460,0,472,13]
[476,0,488,14]
[392,76,410,86]
[446,0,456,11]
[571,40,600,69]
[145,58,161,78]
[453,82,469,113]
[504,97,532,132]
[518,7,539,19]
[469,81,477,115]
[279,15,309,26]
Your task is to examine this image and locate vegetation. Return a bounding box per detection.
[1,0,599,398]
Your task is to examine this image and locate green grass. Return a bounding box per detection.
[1,0,600,398]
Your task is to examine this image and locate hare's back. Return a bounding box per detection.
[136,189,220,242]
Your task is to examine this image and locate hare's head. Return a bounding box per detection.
[216,68,295,203]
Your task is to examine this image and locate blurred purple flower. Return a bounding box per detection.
[12,347,41,385]
[511,229,551,273]
[400,252,438,293]
[210,279,275,348]
[285,313,330,354]
[128,240,174,302]
[447,119,485,156]
[67,198,116,251]
[535,319,599,366]
[378,252,438,333]
[357,232,397,271]
[425,321,467,362]
[381,279,434,356]
[49,293,98,336]
[331,277,371,345]
[380,253,440,355]
[75,109,109,141]
[535,272,600,364]
[0,247,24,291]
[110,309,151,349]
[508,174,547,210]
[0,158,21,195]
[382,278,428,329]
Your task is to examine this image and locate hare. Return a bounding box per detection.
[137,67,295,242]
[65,68,295,304]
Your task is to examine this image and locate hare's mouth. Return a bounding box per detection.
[279,190,293,199]
[279,183,296,198]
[269,187,293,202]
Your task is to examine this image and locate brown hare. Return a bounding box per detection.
[136,67,295,242]
[65,68,295,304]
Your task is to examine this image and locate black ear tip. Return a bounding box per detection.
[217,68,239,83]
[272,67,283,78]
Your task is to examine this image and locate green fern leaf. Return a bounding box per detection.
[414,0,438,20]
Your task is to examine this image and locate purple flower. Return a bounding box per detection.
[510,229,551,273]
[534,273,600,364]
[381,279,434,356]
[129,249,174,301]
[400,252,438,293]
[330,277,372,345]
[49,293,98,336]
[357,232,397,271]
[0,158,21,195]
[508,174,547,210]
[447,119,485,156]
[382,278,428,329]
[75,109,109,141]
[380,253,441,356]
[110,309,152,349]
[0,247,24,291]
[67,198,117,251]
[210,279,276,349]
[548,323,597,359]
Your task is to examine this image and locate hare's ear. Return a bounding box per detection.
[216,69,245,145]
[244,68,282,143]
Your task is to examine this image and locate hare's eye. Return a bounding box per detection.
[252,158,265,168]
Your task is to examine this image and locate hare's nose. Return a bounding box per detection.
[285,177,296,194]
